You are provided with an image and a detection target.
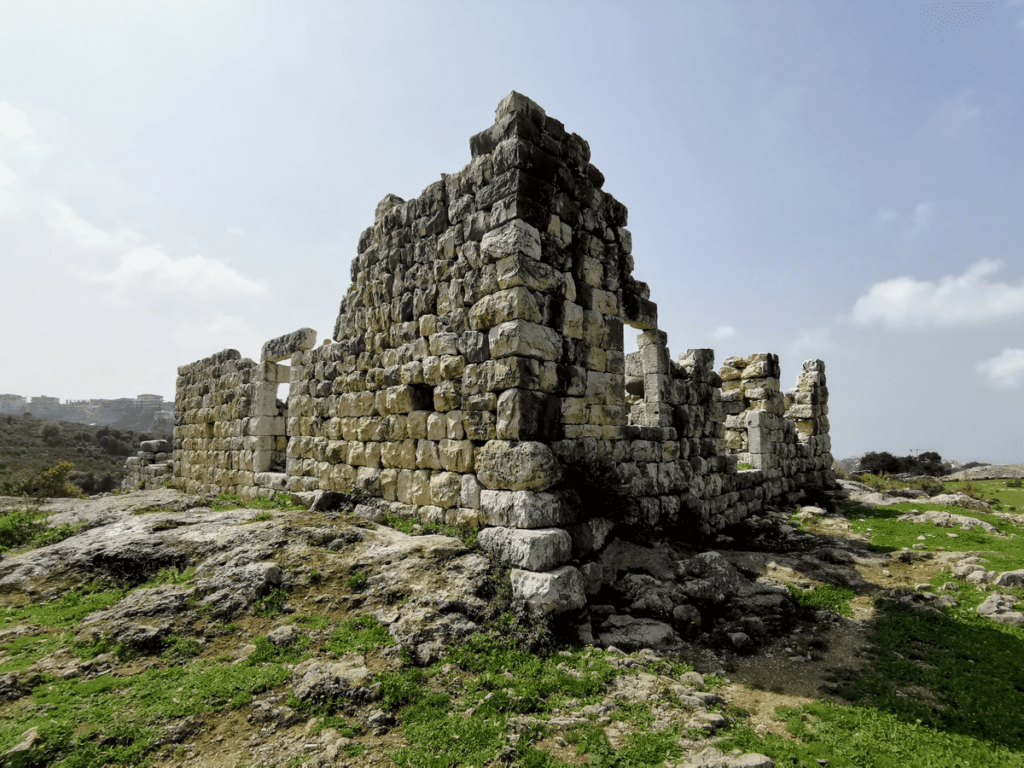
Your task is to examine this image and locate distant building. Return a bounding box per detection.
[0,392,173,431]
[0,394,27,414]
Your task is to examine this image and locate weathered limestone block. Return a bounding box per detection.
[429,471,462,509]
[511,566,586,615]
[496,389,560,441]
[410,470,432,506]
[475,440,562,491]
[488,320,561,362]
[460,474,482,509]
[262,328,317,363]
[381,439,416,470]
[478,527,572,571]
[463,410,496,441]
[479,490,572,528]
[469,287,542,330]
[480,219,542,262]
[439,439,474,473]
[415,440,442,470]
[496,253,564,293]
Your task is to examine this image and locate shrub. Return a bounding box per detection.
[0,461,87,499]
[859,450,948,477]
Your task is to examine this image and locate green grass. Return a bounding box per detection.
[1,583,125,628]
[0,658,292,766]
[344,571,368,591]
[252,587,290,617]
[0,507,80,553]
[384,513,478,548]
[945,478,1024,511]
[326,615,394,655]
[211,493,305,512]
[844,499,1024,571]
[378,634,631,767]
[719,491,1024,766]
[242,510,274,524]
[139,566,196,588]
[787,583,856,617]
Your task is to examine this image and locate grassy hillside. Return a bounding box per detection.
[0,414,159,492]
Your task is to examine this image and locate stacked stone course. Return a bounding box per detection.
[122,439,174,491]
[171,93,837,614]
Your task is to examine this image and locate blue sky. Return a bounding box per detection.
[0,0,1021,464]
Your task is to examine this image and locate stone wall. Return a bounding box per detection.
[173,349,289,496]
[122,439,174,491]
[171,92,836,613]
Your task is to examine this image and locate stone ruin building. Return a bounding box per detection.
[169,92,836,615]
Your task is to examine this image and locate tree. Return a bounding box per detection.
[41,422,63,446]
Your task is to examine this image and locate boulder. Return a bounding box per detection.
[596,615,685,653]
[290,654,378,704]
[511,565,586,615]
[977,593,1024,625]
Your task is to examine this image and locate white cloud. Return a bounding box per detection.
[170,312,266,360]
[86,246,270,299]
[226,226,245,236]
[851,259,1024,328]
[785,327,831,357]
[977,348,1024,390]
[0,101,34,144]
[48,202,133,250]
[712,325,736,340]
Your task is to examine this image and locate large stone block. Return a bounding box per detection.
[496,389,561,441]
[496,253,564,293]
[262,328,317,363]
[469,287,542,330]
[477,527,572,571]
[511,566,586,615]
[475,440,562,491]
[479,489,572,528]
[480,219,542,262]
[489,320,561,362]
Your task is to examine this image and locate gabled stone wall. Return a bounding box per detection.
[172,93,836,614]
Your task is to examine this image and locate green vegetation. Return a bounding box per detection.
[786,584,856,617]
[252,587,290,617]
[0,507,79,553]
[0,415,155,491]
[326,615,394,655]
[384,513,478,548]
[139,566,196,588]
[344,571,368,591]
[243,510,274,523]
[721,484,1024,765]
[945,478,1024,511]
[0,658,291,765]
[210,492,305,512]
[845,499,1024,571]
[0,460,86,500]
[1,582,125,628]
